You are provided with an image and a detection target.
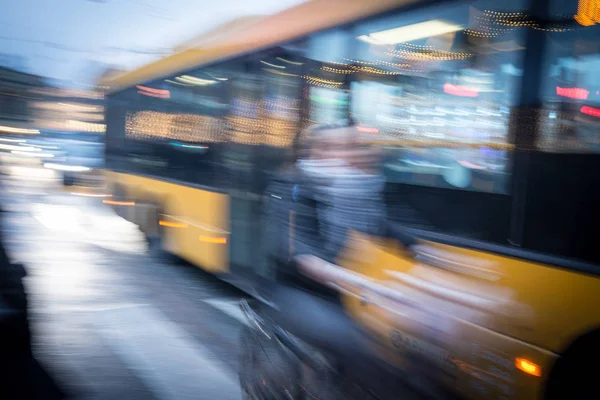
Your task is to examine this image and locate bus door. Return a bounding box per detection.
[224,62,265,280]
[225,52,305,284]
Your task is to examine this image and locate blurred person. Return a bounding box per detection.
[263,122,387,291]
[293,123,386,278]
[247,123,391,399]
[0,206,65,399]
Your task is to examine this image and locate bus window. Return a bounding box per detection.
[522,0,600,264]
[258,50,304,178]
[305,29,353,125]
[538,3,600,153]
[119,67,229,187]
[161,66,229,186]
[350,0,526,243]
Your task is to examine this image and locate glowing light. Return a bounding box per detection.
[65,120,106,132]
[357,126,379,134]
[138,90,168,99]
[575,0,600,26]
[136,85,169,96]
[444,83,479,97]
[276,57,303,65]
[199,236,227,244]
[457,160,486,169]
[556,86,589,100]
[0,138,26,143]
[0,125,39,134]
[44,163,90,172]
[58,103,99,111]
[386,44,471,61]
[11,150,54,157]
[358,20,463,45]
[581,105,600,117]
[176,76,217,86]
[71,192,112,197]
[260,60,285,69]
[127,111,222,143]
[0,143,32,151]
[263,68,299,77]
[103,200,135,206]
[25,143,59,150]
[159,221,188,228]
[515,358,541,377]
[170,142,208,150]
[321,65,354,74]
[304,75,344,87]
[166,79,193,86]
[137,85,170,99]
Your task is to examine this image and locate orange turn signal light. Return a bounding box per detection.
[159,221,188,228]
[103,200,135,206]
[199,236,227,244]
[515,358,541,377]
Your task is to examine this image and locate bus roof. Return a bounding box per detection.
[101,0,412,92]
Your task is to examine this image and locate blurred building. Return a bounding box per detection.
[0,66,44,131]
[30,84,106,134]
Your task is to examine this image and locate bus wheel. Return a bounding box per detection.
[545,331,600,400]
[145,201,172,262]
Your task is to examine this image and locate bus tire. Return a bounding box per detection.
[146,202,171,262]
[545,329,600,400]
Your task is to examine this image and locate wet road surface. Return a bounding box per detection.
[2,161,248,399]
[0,156,424,400]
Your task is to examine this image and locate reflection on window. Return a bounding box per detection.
[539,12,600,152]
[126,111,223,143]
[306,30,352,125]
[228,78,263,146]
[261,56,303,148]
[348,0,525,194]
[309,87,348,124]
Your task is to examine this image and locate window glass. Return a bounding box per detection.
[115,65,230,186]
[305,29,353,125]
[350,0,526,195]
[538,0,600,152]
[518,0,600,264]
[259,51,304,173]
[126,68,228,144]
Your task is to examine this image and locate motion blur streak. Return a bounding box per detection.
[159,221,189,228]
[103,200,136,206]
[44,163,90,172]
[11,150,54,157]
[0,125,40,134]
[70,192,112,197]
[199,236,227,244]
[1,0,600,399]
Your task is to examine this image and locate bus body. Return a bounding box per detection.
[102,0,600,398]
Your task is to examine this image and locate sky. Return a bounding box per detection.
[0,0,305,87]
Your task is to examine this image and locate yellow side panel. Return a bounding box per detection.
[338,233,600,353]
[337,232,600,399]
[104,171,229,273]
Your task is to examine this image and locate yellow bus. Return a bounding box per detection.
[101,0,600,398]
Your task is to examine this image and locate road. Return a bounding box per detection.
[0,155,426,400]
[1,159,249,399]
